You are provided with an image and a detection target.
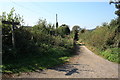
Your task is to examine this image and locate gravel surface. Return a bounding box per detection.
[12,45,118,78]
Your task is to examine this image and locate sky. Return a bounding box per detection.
[0,0,117,30]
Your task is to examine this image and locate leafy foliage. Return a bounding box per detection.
[72,25,81,32]
[1,9,74,73]
[56,24,70,37]
[79,18,120,63]
[72,25,81,41]
[2,8,24,60]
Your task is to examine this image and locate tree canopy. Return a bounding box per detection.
[72,25,81,32]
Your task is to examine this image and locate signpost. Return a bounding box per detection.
[2,20,20,48]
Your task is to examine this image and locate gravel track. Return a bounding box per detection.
[12,45,118,78]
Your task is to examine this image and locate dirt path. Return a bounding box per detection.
[12,45,118,78]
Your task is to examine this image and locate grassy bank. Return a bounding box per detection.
[2,30,74,74]
[79,19,120,63]
[83,44,120,63]
[2,45,73,74]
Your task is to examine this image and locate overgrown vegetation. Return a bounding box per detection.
[79,22,120,63]
[79,1,120,63]
[1,8,74,73]
[1,1,120,74]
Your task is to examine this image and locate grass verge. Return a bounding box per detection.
[84,44,120,63]
[1,46,73,74]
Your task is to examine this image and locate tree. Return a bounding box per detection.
[47,23,55,35]
[33,19,50,34]
[81,28,86,33]
[74,30,79,41]
[109,19,118,26]
[1,8,26,60]
[60,24,70,35]
[2,8,24,48]
[72,25,80,32]
[56,24,70,36]
[110,0,120,48]
[102,22,108,26]
[72,25,80,41]
[110,0,120,24]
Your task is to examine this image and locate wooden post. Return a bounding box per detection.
[2,20,20,48]
[12,20,15,48]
